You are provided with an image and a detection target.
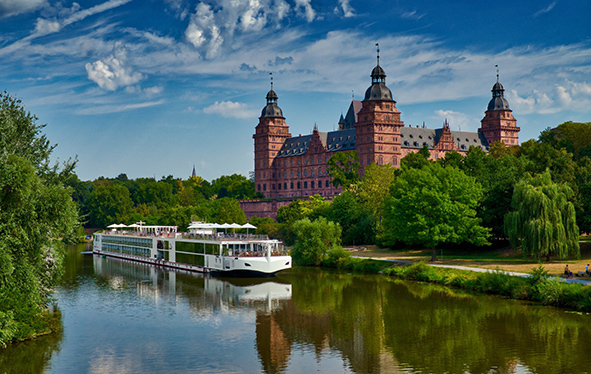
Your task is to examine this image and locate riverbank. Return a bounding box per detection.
[330,247,591,312]
[348,241,591,278]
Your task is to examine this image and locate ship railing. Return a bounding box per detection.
[177,233,271,241]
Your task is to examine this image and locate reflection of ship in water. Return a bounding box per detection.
[92,254,291,315]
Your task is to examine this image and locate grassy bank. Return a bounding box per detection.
[326,256,591,312]
[351,241,591,278]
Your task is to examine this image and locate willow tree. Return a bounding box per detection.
[504,171,579,261]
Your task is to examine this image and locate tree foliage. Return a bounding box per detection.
[291,217,342,266]
[327,150,360,188]
[380,163,490,250]
[0,92,78,345]
[504,171,579,261]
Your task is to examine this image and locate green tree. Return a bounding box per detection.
[354,163,396,219]
[0,91,78,345]
[210,197,247,224]
[380,163,490,259]
[326,191,377,245]
[327,150,360,188]
[461,146,526,239]
[504,171,579,261]
[291,217,342,266]
[87,182,134,227]
[400,146,431,170]
[211,173,261,199]
[539,121,591,161]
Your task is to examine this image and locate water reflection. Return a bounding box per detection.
[2,245,591,374]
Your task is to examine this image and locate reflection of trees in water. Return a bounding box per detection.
[0,326,63,374]
[264,270,591,374]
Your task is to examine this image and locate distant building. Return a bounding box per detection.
[242,53,519,217]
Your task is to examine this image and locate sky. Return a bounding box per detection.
[1,0,590,182]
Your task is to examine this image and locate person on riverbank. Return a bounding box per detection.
[564,265,573,278]
[586,264,590,275]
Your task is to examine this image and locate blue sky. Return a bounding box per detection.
[1,0,590,182]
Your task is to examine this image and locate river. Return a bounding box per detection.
[1,243,591,374]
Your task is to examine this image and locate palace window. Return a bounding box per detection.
[290,182,294,189]
[297,182,301,189]
[311,181,315,188]
[284,183,287,190]
[304,181,308,188]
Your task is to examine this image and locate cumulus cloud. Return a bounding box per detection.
[294,0,315,22]
[508,80,591,115]
[34,18,61,34]
[183,0,317,59]
[85,53,144,91]
[335,0,355,18]
[0,0,47,18]
[203,101,257,118]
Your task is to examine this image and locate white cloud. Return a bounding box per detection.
[85,53,144,91]
[34,18,61,34]
[400,10,425,20]
[433,110,473,131]
[0,0,47,18]
[294,0,315,22]
[335,0,355,18]
[183,0,317,59]
[76,100,165,115]
[534,1,557,17]
[203,101,257,118]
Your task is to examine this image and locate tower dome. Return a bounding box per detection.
[260,87,284,118]
[487,80,511,111]
[364,47,394,102]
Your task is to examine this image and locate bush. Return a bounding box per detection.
[323,247,351,268]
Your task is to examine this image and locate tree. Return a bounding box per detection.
[0,91,78,345]
[504,171,579,261]
[400,146,431,170]
[291,217,342,266]
[327,150,360,188]
[210,197,247,224]
[326,191,377,245]
[380,163,490,259]
[354,163,396,219]
[461,146,526,239]
[87,182,134,227]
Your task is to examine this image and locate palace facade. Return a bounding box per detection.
[243,55,519,216]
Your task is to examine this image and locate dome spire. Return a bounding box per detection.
[364,43,393,101]
[376,42,380,66]
[261,72,283,118]
[495,64,499,83]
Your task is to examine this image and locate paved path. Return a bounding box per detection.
[352,256,591,285]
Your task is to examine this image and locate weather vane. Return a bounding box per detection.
[376,42,380,65]
[495,65,499,82]
[270,72,273,90]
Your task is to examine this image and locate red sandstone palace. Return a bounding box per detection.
[243,54,519,217]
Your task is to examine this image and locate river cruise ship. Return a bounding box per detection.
[93,222,291,276]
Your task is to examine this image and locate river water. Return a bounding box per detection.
[2,243,591,374]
